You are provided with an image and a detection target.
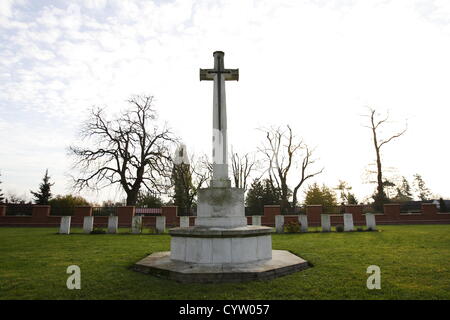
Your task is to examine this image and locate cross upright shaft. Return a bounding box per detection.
[200,51,239,185]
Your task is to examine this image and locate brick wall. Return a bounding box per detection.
[265,204,450,226]
[1,203,449,228]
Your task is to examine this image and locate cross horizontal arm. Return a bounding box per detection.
[199,68,239,81]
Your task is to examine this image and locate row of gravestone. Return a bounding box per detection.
[59,215,182,234]
[272,213,377,233]
[58,213,377,234]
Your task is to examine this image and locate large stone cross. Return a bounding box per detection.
[200,51,238,185]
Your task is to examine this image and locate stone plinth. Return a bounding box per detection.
[252,216,261,226]
[365,213,377,230]
[134,181,310,282]
[343,213,354,231]
[275,215,284,233]
[132,216,142,234]
[195,187,247,228]
[321,214,331,232]
[156,216,166,233]
[83,216,94,234]
[298,214,308,232]
[170,226,273,264]
[59,216,71,234]
[179,216,189,228]
[107,216,118,234]
[134,250,309,283]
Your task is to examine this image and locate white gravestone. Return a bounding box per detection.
[156,216,166,233]
[343,213,354,231]
[179,216,189,228]
[365,213,377,230]
[83,216,94,234]
[131,216,142,234]
[59,216,71,234]
[298,214,308,232]
[107,216,118,234]
[321,214,331,232]
[252,215,261,226]
[275,215,284,233]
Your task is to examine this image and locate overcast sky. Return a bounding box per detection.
[1,0,449,204]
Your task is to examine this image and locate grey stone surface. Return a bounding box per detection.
[134,250,309,283]
[275,215,284,233]
[107,216,118,234]
[131,216,142,234]
[170,226,273,264]
[321,214,331,232]
[156,216,166,233]
[252,215,261,226]
[256,235,272,260]
[170,225,273,238]
[196,187,246,228]
[365,213,377,230]
[298,214,308,232]
[83,216,93,234]
[179,216,189,228]
[343,213,354,231]
[59,216,71,234]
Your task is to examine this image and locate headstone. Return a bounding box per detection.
[156,216,166,233]
[275,215,284,233]
[107,216,118,234]
[83,216,94,234]
[179,216,189,228]
[321,214,331,232]
[343,213,354,231]
[365,213,377,230]
[298,214,308,232]
[131,216,143,234]
[252,215,261,226]
[59,216,71,234]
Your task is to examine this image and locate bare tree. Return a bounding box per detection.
[363,108,407,207]
[230,152,257,192]
[69,95,176,205]
[258,125,323,212]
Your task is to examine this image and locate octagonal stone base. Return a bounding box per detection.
[133,250,309,283]
[170,226,273,264]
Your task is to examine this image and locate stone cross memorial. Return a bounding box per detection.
[133,51,309,282]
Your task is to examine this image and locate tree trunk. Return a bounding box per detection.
[126,189,139,206]
[375,146,383,199]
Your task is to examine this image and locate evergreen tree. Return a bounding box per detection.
[0,172,4,203]
[49,194,90,207]
[304,183,338,208]
[413,174,432,201]
[335,180,358,204]
[394,176,413,201]
[171,162,194,210]
[347,192,358,205]
[245,179,282,215]
[136,191,163,208]
[30,169,54,205]
[439,198,448,213]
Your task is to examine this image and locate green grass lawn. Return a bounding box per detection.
[0,225,449,300]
